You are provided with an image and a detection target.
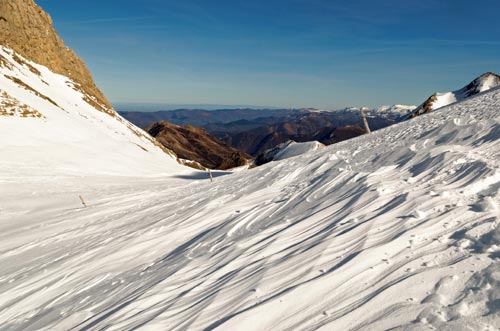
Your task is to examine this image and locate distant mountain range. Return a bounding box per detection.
[211,113,373,156]
[121,72,500,162]
[119,105,415,130]
[120,106,409,156]
[120,108,308,129]
[114,103,280,112]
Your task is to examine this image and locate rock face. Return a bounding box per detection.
[0,0,111,112]
[147,121,252,170]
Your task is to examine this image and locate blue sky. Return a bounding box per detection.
[37,0,500,109]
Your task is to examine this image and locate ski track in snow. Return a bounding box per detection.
[1,67,500,329]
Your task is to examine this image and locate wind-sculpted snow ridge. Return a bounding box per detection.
[1,87,500,330]
[255,140,325,166]
[0,46,183,176]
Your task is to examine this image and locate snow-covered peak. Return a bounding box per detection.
[409,72,500,118]
[0,46,185,176]
[331,104,416,120]
[466,72,500,95]
[375,104,416,112]
[369,104,416,117]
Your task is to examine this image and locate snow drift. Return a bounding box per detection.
[1,81,499,330]
[255,140,325,166]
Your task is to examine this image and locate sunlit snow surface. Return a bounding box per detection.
[0,47,184,177]
[423,73,500,116]
[273,141,324,161]
[1,47,500,330]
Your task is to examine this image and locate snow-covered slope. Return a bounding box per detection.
[0,79,500,331]
[333,105,416,121]
[0,46,184,176]
[255,140,325,165]
[409,72,500,118]
[274,140,324,161]
[1,83,500,330]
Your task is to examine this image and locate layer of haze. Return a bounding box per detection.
[37,0,500,109]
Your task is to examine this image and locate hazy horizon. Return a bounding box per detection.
[113,102,282,112]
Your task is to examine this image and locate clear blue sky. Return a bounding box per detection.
[37,0,500,109]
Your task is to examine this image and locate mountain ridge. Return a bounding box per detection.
[120,107,399,156]
[409,72,500,118]
[147,121,251,170]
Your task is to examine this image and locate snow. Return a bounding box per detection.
[1,47,500,331]
[434,92,459,110]
[412,72,500,118]
[0,46,185,177]
[368,104,417,116]
[274,140,324,160]
[332,105,417,120]
[479,74,500,93]
[265,140,325,162]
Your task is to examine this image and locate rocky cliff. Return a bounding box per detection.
[0,0,112,113]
